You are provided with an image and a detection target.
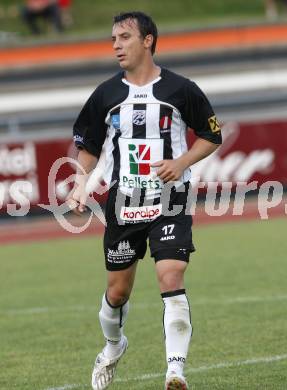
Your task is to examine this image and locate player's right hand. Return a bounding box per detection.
[66,174,88,216]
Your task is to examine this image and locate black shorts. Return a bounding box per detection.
[104,183,195,271]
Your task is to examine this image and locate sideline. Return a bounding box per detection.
[44,353,287,390]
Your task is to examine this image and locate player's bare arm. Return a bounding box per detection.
[67,149,98,215]
[152,137,220,182]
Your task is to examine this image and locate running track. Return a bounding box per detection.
[1,24,287,69]
[0,198,286,245]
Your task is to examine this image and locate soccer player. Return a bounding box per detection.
[69,11,222,390]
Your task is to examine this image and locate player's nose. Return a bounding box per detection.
[113,38,121,50]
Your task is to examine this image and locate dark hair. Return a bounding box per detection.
[113,11,158,55]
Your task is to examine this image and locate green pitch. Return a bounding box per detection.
[0,0,269,38]
[0,218,287,390]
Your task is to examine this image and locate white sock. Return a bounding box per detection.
[98,293,129,359]
[162,289,192,377]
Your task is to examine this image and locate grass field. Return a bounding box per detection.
[0,218,287,390]
[0,0,272,38]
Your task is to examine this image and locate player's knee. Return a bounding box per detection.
[106,287,130,307]
[158,271,183,292]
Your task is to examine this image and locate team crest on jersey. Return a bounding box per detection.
[128,143,150,175]
[133,110,146,126]
[208,115,221,133]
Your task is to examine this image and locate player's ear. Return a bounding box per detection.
[144,34,153,51]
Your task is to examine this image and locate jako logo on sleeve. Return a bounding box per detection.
[128,144,150,175]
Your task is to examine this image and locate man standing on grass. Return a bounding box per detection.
[68,11,222,390]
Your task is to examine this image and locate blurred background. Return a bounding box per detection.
[0,0,287,240]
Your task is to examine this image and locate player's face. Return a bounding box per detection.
[112,19,149,71]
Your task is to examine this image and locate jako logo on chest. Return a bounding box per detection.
[134,93,148,98]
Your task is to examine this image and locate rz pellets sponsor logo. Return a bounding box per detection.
[123,142,162,190]
[122,175,161,190]
[128,143,150,175]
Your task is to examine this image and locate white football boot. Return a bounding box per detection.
[165,371,189,390]
[91,336,128,390]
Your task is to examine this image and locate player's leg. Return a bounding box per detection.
[100,221,147,355]
[99,261,138,358]
[92,261,138,390]
[93,186,148,389]
[45,4,63,32]
[156,259,192,390]
[21,7,41,34]
[149,185,194,390]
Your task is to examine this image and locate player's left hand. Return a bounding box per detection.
[151,159,185,182]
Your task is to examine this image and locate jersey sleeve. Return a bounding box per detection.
[73,86,107,158]
[183,80,222,144]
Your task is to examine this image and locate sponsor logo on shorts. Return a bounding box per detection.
[160,235,175,241]
[107,240,136,263]
[120,204,162,223]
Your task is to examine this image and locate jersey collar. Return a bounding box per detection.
[121,68,162,88]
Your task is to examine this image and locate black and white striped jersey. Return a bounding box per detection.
[73,68,222,197]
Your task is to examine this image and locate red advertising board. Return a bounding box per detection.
[189,120,287,184]
[0,119,286,215]
[0,139,75,213]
